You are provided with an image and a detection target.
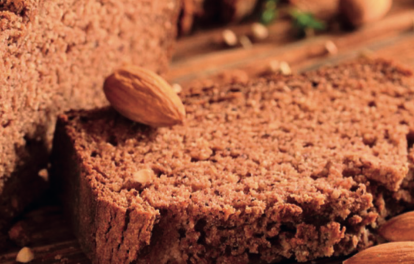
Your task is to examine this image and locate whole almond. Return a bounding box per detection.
[343,242,414,264]
[251,23,269,40]
[378,211,414,242]
[222,29,238,46]
[16,247,34,263]
[339,0,392,27]
[104,65,186,127]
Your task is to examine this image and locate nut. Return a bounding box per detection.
[343,242,414,263]
[171,83,182,94]
[251,23,269,40]
[239,35,253,49]
[280,61,292,75]
[339,0,392,27]
[123,169,155,190]
[222,29,238,46]
[379,211,414,242]
[325,40,338,55]
[104,65,186,127]
[38,168,48,181]
[16,247,34,263]
[132,169,154,185]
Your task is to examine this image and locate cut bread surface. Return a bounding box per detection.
[52,59,414,263]
[0,0,179,230]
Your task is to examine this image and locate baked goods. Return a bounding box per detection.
[51,58,414,263]
[0,0,179,231]
[103,65,186,127]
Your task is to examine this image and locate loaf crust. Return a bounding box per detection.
[0,0,179,230]
[52,59,414,263]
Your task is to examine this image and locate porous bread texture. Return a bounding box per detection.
[52,58,414,263]
[0,0,179,230]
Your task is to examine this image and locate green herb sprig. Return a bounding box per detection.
[290,9,326,38]
[261,0,279,25]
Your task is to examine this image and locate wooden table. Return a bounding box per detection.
[1,1,414,263]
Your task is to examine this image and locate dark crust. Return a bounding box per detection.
[52,58,414,263]
[52,115,160,263]
[0,0,180,231]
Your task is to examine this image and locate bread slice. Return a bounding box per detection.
[51,58,414,263]
[0,0,179,230]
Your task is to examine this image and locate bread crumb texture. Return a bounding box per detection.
[0,0,179,230]
[52,58,414,263]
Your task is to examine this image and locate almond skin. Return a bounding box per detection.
[339,0,392,27]
[343,242,414,264]
[379,211,414,242]
[104,65,186,127]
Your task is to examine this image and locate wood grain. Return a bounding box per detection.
[168,6,414,85]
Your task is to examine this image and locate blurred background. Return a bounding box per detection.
[168,0,414,89]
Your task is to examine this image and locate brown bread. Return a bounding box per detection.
[52,58,414,263]
[0,0,180,231]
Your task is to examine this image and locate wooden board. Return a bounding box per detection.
[2,1,414,263]
[168,1,414,85]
